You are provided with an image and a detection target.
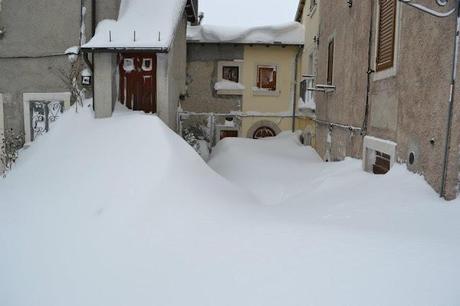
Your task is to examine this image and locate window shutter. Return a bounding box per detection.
[376,0,397,71]
[327,39,334,85]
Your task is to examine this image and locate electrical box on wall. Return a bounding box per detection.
[81,68,92,86]
[81,75,92,86]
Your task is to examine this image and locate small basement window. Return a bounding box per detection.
[362,136,397,175]
[373,151,391,175]
[220,130,238,140]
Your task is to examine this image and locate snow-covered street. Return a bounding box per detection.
[1,103,460,306]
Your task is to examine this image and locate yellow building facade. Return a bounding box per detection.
[240,45,314,140]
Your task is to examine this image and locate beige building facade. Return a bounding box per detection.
[182,24,311,147]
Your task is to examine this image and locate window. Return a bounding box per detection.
[216,61,244,95]
[142,58,153,71]
[308,53,314,76]
[253,126,276,139]
[327,39,334,85]
[123,58,135,73]
[257,65,277,91]
[376,0,397,72]
[309,0,317,13]
[22,93,71,144]
[222,66,239,83]
[220,130,238,140]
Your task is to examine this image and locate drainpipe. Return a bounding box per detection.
[292,47,303,132]
[362,0,375,134]
[91,0,96,36]
[80,0,93,70]
[90,0,96,110]
[440,1,460,199]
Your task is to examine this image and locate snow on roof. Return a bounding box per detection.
[187,22,305,45]
[83,0,187,50]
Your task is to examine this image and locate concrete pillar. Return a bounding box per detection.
[94,53,116,118]
[156,53,169,125]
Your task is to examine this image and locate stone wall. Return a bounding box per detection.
[0,0,120,133]
[316,0,460,199]
[182,44,244,113]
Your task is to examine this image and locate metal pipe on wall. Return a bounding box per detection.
[362,0,375,134]
[440,1,460,198]
[292,47,303,132]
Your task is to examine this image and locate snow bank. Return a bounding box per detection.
[1,102,460,306]
[0,101,255,306]
[209,134,460,305]
[187,22,305,45]
[83,0,187,49]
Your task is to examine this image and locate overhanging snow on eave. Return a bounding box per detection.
[186,41,304,48]
[80,47,170,53]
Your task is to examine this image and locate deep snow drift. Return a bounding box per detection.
[209,134,460,305]
[1,104,460,306]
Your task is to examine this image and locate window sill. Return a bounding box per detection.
[216,89,244,96]
[252,88,280,97]
[373,66,397,81]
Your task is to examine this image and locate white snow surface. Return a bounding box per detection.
[1,102,460,306]
[83,0,187,49]
[214,80,245,91]
[187,22,304,45]
[209,135,460,305]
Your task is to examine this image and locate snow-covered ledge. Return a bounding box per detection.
[23,92,71,144]
[362,136,397,173]
[214,80,245,96]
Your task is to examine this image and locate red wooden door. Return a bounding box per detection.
[119,53,157,113]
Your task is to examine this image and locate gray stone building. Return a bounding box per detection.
[0,0,198,148]
[309,0,460,200]
[81,0,198,131]
[0,0,120,144]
